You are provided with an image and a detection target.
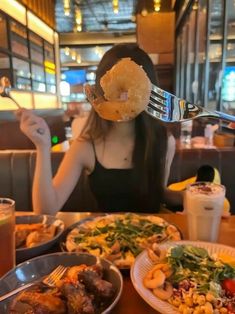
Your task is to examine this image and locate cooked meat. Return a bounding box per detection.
[10,290,66,314]
[78,270,114,300]
[61,282,95,314]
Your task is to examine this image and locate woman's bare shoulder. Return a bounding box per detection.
[66,137,95,170]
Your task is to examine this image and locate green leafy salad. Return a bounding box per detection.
[168,245,235,295]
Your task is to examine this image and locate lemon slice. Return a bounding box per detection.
[217,253,235,267]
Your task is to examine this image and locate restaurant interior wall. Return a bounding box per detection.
[0,0,60,110]
[175,0,235,118]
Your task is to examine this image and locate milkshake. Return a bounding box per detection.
[184,182,225,242]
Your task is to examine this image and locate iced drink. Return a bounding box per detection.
[0,198,15,278]
[184,182,225,242]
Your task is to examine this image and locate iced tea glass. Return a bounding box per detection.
[0,198,15,278]
[184,182,225,242]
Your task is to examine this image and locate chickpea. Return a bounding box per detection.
[193,306,203,314]
[184,296,194,307]
[179,304,188,313]
[171,296,182,307]
[205,292,215,302]
[183,308,193,314]
[197,295,206,306]
[203,302,214,314]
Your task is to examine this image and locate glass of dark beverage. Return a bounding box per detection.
[0,198,15,278]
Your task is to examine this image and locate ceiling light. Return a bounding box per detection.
[64,47,70,56]
[63,0,70,16]
[76,55,81,64]
[192,0,198,10]
[113,0,119,14]
[141,8,148,16]
[75,7,82,32]
[153,0,161,12]
[71,51,76,60]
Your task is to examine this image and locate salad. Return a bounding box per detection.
[144,244,235,313]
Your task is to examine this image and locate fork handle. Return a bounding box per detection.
[0,281,36,301]
[214,111,235,123]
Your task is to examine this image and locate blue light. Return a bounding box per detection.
[63,69,86,85]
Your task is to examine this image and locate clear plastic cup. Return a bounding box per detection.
[184,182,225,242]
[0,198,15,277]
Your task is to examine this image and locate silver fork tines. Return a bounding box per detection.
[146,84,235,123]
[0,265,67,302]
[43,265,67,287]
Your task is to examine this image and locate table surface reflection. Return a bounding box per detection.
[16,212,235,314]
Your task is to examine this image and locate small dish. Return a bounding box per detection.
[16,215,65,263]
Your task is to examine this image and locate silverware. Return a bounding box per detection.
[0,264,67,302]
[0,76,45,135]
[147,84,235,123]
[0,77,21,109]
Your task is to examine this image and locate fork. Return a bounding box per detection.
[147,84,235,123]
[0,76,45,135]
[0,264,67,302]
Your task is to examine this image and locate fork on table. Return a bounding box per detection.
[0,264,67,302]
[147,84,235,123]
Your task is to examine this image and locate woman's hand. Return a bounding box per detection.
[15,108,51,149]
[228,122,235,129]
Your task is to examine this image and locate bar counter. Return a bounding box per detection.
[16,212,235,314]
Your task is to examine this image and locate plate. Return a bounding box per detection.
[130,240,235,314]
[16,215,65,263]
[0,252,123,313]
[61,213,182,269]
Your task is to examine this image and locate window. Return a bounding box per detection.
[32,64,45,92]
[29,32,43,63]
[10,21,29,58]
[0,52,10,78]
[12,57,31,90]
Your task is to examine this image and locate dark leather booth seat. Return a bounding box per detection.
[0,109,66,149]
[0,148,235,213]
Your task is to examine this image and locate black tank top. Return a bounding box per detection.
[88,155,143,212]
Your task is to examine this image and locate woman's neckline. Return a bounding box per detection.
[95,158,133,171]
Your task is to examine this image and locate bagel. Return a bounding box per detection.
[92,58,151,121]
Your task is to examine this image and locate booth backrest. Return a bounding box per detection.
[0,148,235,213]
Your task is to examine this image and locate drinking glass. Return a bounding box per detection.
[0,198,15,277]
[184,182,225,242]
[180,120,193,147]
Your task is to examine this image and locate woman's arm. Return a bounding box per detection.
[18,109,91,215]
[33,140,89,215]
[163,134,183,207]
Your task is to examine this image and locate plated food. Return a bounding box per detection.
[15,222,57,249]
[131,240,235,314]
[10,263,115,313]
[63,213,181,268]
[16,215,64,263]
[0,252,123,314]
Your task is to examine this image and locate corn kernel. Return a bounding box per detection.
[219,308,228,314]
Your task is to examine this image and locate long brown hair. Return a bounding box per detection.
[82,43,168,211]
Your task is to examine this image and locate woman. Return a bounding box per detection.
[18,43,182,214]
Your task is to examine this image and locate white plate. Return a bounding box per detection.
[130,240,235,314]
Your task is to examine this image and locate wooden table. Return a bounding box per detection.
[17,212,235,314]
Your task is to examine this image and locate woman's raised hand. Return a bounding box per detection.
[15,108,51,149]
